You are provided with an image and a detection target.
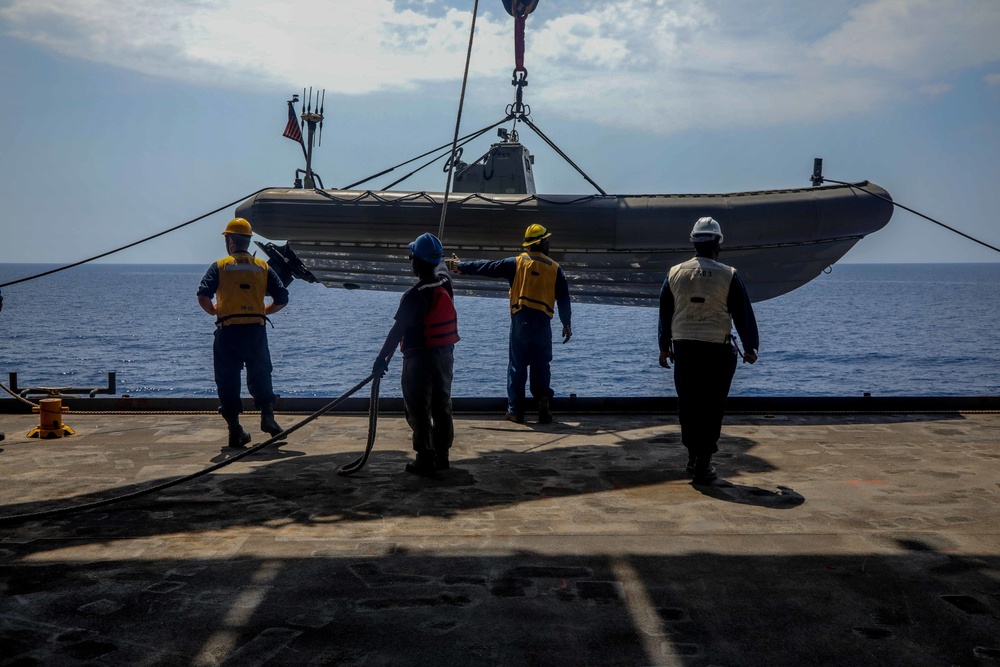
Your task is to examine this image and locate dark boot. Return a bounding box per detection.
[434,448,450,470]
[0,431,5,441]
[538,397,552,424]
[260,404,283,437]
[685,455,697,475]
[405,452,438,477]
[223,413,251,448]
[692,455,718,483]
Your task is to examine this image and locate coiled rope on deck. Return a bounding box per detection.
[0,374,379,525]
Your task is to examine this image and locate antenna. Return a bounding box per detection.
[298,87,326,190]
[318,90,326,147]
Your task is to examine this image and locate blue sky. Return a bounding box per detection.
[1,0,998,267]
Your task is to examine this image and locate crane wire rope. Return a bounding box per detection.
[438,0,480,243]
[0,374,379,526]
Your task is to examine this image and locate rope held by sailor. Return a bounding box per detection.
[0,373,379,525]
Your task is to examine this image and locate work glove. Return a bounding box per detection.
[445,254,461,272]
[372,358,389,379]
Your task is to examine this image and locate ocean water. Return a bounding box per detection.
[0,263,998,398]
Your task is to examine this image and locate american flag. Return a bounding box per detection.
[283,102,303,144]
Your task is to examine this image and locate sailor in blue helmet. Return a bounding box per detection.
[659,217,759,483]
[447,224,572,424]
[372,232,460,476]
[197,218,290,448]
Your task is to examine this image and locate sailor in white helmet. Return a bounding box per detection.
[658,217,759,482]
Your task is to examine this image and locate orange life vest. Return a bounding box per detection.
[400,277,460,350]
[423,284,460,347]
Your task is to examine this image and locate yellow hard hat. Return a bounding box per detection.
[222,218,253,236]
[522,223,552,247]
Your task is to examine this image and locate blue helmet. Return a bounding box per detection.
[409,232,444,264]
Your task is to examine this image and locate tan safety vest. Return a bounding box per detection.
[668,257,735,343]
[215,253,269,326]
[510,252,558,318]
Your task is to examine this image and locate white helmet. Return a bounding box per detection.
[690,216,724,243]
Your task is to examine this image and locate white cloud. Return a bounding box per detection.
[2,0,999,135]
[531,0,714,71]
[0,0,503,93]
[917,82,953,97]
[813,0,1000,78]
[986,73,1000,87]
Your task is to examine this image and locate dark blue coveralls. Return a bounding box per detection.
[457,256,571,417]
[197,261,289,416]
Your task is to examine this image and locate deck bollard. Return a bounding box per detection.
[27,398,75,439]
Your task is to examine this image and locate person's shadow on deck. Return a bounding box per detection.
[0,416,801,541]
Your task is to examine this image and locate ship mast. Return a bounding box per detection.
[285,87,325,190]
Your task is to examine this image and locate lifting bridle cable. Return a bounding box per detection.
[341,119,509,191]
[438,0,480,243]
[0,188,270,289]
[518,116,607,196]
[822,177,1000,255]
[0,374,379,525]
[381,118,509,191]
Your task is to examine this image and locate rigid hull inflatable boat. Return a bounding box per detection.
[237,140,894,306]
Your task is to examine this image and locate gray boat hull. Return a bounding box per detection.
[236,181,893,304]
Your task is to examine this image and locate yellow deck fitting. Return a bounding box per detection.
[27,398,75,438]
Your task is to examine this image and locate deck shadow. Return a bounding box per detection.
[0,544,997,665]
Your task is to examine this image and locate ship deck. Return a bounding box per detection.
[1,407,998,666]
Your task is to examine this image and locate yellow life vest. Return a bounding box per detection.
[510,252,558,318]
[668,256,735,343]
[215,253,269,326]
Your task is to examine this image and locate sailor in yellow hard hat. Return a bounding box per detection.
[197,218,290,447]
[659,216,758,483]
[446,223,572,424]
[221,217,253,236]
[522,223,551,246]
